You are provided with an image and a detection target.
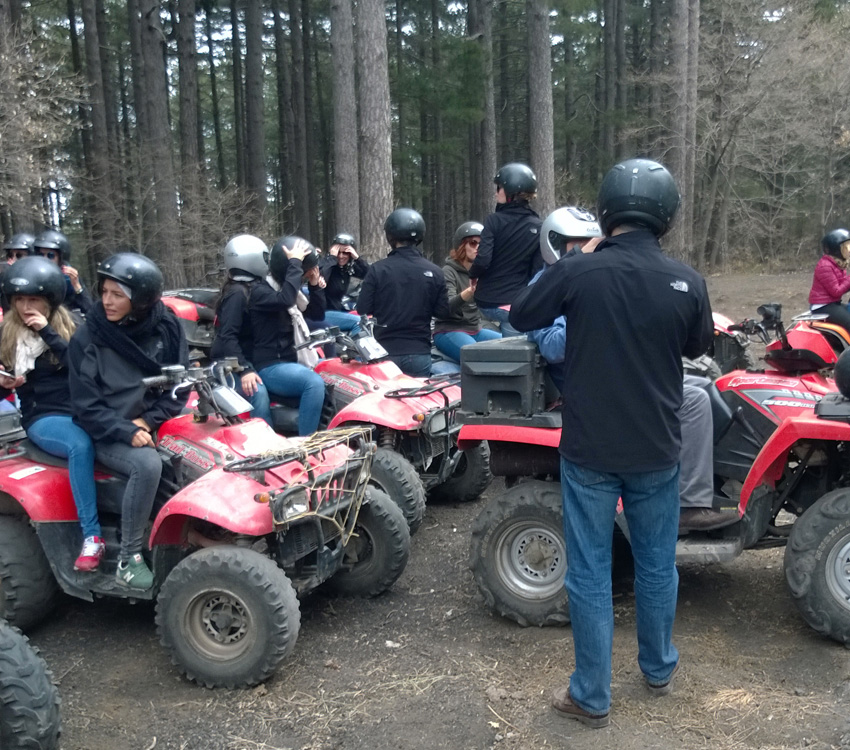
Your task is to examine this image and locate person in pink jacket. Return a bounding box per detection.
[810,229,850,331]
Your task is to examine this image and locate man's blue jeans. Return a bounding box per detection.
[560,457,680,716]
[257,361,325,435]
[28,415,100,538]
[478,305,522,337]
[433,328,502,363]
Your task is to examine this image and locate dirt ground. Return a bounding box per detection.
[30,270,850,750]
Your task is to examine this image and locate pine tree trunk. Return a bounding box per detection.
[203,0,226,189]
[527,0,554,218]
[244,0,266,216]
[355,0,393,259]
[330,0,360,240]
[272,0,293,233]
[230,0,246,189]
[288,0,311,236]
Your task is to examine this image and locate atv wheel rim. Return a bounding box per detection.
[495,520,566,601]
[184,590,253,661]
[826,534,850,609]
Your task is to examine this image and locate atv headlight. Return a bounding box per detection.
[425,411,447,436]
[271,485,310,524]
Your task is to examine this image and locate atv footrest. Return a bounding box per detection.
[675,536,743,564]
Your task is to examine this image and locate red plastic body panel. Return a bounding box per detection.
[712,311,736,333]
[764,323,839,370]
[457,423,560,449]
[316,358,460,430]
[162,296,199,322]
[715,370,836,425]
[0,457,79,521]
[740,413,850,507]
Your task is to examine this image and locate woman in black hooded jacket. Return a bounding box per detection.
[69,252,188,591]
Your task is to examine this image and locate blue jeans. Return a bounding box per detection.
[28,415,100,538]
[324,310,361,337]
[235,378,272,427]
[433,328,502,363]
[258,361,325,435]
[560,457,680,715]
[478,306,522,337]
[388,353,431,378]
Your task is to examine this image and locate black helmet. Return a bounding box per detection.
[97,252,163,316]
[3,232,35,257]
[269,235,318,284]
[1,256,66,308]
[332,232,357,250]
[384,208,425,246]
[452,221,484,250]
[494,163,537,199]
[822,229,850,258]
[597,158,680,237]
[33,229,72,263]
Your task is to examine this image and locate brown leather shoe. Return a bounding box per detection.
[646,662,679,697]
[678,507,739,532]
[551,686,610,728]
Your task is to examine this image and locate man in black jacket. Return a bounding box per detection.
[510,159,713,728]
[469,162,542,336]
[357,209,449,377]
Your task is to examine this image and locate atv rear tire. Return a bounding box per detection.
[156,546,300,688]
[328,488,410,597]
[369,448,426,535]
[470,480,569,627]
[429,441,492,503]
[0,621,61,750]
[785,488,850,644]
[0,517,58,631]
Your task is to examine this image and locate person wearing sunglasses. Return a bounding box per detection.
[2,233,35,264]
[33,229,92,315]
[433,221,502,364]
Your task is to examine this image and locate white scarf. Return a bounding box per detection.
[15,329,48,376]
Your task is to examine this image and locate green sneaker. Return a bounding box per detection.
[116,553,154,590]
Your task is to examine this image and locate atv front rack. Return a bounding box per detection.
[225,426,375,538]
[383,373,461,408]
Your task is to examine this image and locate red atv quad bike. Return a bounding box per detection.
[457,305,850,645]
[269,319,493,534]
[0,359,409,688]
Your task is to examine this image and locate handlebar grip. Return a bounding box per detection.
[141,375,169,388]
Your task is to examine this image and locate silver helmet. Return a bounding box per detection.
[539,207,603,265]
[223,234,269,278]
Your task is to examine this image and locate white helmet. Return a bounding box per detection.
[223,234,269,278]
[540,207,603,265]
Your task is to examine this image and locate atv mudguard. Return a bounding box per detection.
[327,392,430,432]
[149,465,275,546]
[162,296,200,322]
[0,456,86,522]
[740,413,850,509]
[457,423,560,450]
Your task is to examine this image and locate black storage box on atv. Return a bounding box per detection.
[459,338,559,427]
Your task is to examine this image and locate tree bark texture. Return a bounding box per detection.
[244,0,267,215]
[528,0,555,219]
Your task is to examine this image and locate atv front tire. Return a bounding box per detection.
[470,480,569,627]
[0,517,58,631]
[369,448,426,535]
[429,441,492,503]
[0,621,61,750]
[156,546,300,688]
[328,488,410,597]
[785,488,850,644]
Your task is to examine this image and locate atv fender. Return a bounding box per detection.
[740,413,850,509]
[150,466,274,546]
[0,457,78,522]
[457,423,560,450]
[328,392,429,432]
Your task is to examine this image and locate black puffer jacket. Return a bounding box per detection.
[469,200,542,308]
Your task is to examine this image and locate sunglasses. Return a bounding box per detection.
[35,249,58,260]
[465,239,481,248]
[7,250,29,260]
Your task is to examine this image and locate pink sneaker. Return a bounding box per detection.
[74,536,105,572]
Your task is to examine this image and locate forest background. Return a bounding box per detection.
[0,0,848,286]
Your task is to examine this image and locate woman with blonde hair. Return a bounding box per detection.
[0,256,102,572]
